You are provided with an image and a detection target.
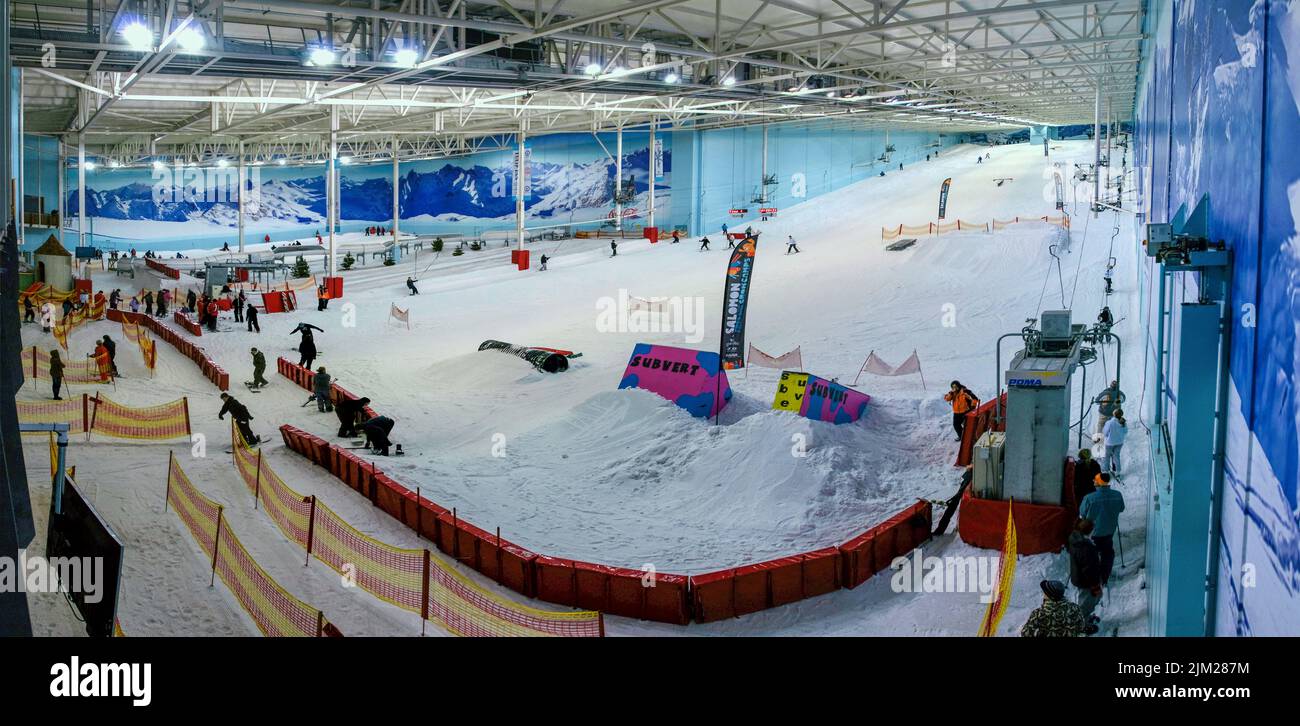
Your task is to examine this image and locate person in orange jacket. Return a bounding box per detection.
[944,380,980,441]
[89,343,113,383]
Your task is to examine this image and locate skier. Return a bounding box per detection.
[1080,474,1125,585]
[233,291,244,323]
[1073,448,1102,509]
[610,239,618,257]
[785,235,800,254]
[721,222,729,241]
[156,289,168,318]
[926,154,931,162]
[48,350,65,400]
[305,366,333,411]
[245,347,269,389]
[291,322,323,369]
[699,236,711,251]
[336,396,372,438]
[1103,262,1115,294]
[100,335,119,376]
[1097,305,1114,331]
[539,254,549,271]
[671,230,680,244]
[22,296,34,323]
[1067,519,1104,632]
[1019,580,1086,637]
[143,290,154,316]
[40,301,54,333]
[406,277,419,295]
[362,415,397,456]
[977,156,983,164]
[88,342,113,383]
[1102,409,1128,475]
[218,392,259,446]
[943,381,980,441]
[129,297,141,315]
[246,301,261,333]
[727,234,737,250]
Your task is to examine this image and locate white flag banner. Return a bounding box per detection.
[747,343,803,370]
[389,304,410,329]
[854,349,925,388]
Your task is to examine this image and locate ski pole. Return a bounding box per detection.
[1117,530,1125,568]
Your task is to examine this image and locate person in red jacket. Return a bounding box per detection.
[90,343,113,383]
[206,299,219,332]
[944,380,980,441]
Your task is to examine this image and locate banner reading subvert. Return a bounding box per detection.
[719,237,758,370]
[618,343,731,418]
[771,371,871,424]
[938,178,953,220]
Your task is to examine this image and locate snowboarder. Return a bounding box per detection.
[1073,448,1102,509]
[1103,262,1115,294]
[218,392,259,447]
[699,236,711,251]
[1019,580,1086,637]
[944,381,980,441]
[1097,305,1114,330]
[291,322,323,369]
[362,415,397,456]
[246,302,260,333]
[406,277,419,295]
[48,350,65,400]
[1094,380,1125,434]
[305,366,333,412]
[976,156,983,164]
[932,466,973,537]
[1102,409,1128,475]
[1079,474,1125,585]
[539,255,549,271]
[786,235,800,254]
[249,347,269,389]
[233,291,244,323]
[336,396,372,438]
[926,154,931,162]
[1067,519,1104,631]
[100,335,119,376]
[610,240,618,257]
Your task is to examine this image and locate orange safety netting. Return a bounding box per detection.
[21,346,108,385]
[230,426,602,636]
[18,282,77,306]
[89,395,191,440]
[884,214,1069,243]
[17,396,88,434]
[167,456,337,637]
[51,296,107,351]
[118,320,158,372]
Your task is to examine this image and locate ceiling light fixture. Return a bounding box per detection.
[176,27,204,53]
[121,21,153,51]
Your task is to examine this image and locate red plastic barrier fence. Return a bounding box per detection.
[690,547,843,623]
[146,258,182,280]
[108,309,227,389]
[839,500,933,589]
[173,310,203,337]
[956,393,1007,467]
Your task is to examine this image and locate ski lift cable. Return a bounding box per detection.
[1067,211,1093,310]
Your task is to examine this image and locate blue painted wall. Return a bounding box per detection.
[680,121,956,236]
[1133,0,1299,635]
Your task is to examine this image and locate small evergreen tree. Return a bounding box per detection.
[341,251,356,270]
[292,255,311,278]
[432,237,444,253]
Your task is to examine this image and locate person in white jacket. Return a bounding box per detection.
[40,301,55,333]
[1102,409,1129,475]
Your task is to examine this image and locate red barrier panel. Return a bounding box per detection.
[374,474,420,531]
[497,542,538,599]
[958,488,1071,555]
[173,311,203,336]
[146,258,182,279]
[691,548,842,622]
[533,555,579,607]
[690,569,737,622]
[416,497,448,544]
[839,500,933,589]
[956,393,1006,467]
[572,561,690,624]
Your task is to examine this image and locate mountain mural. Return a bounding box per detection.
[66,145,671,227]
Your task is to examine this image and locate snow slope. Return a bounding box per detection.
[20,140,1148,636]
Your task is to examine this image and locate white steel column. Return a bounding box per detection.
[516,121,526,251]
[761,125,768,203]
[328,107,338,276]
[77,134,86,248]
[237,140,246,253]
[1093,79,1101,218]
[391,136,400,245]
[615,124,623,232]
[648,118,656,231]
[16,68,23,247]
[57,139,65,245]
